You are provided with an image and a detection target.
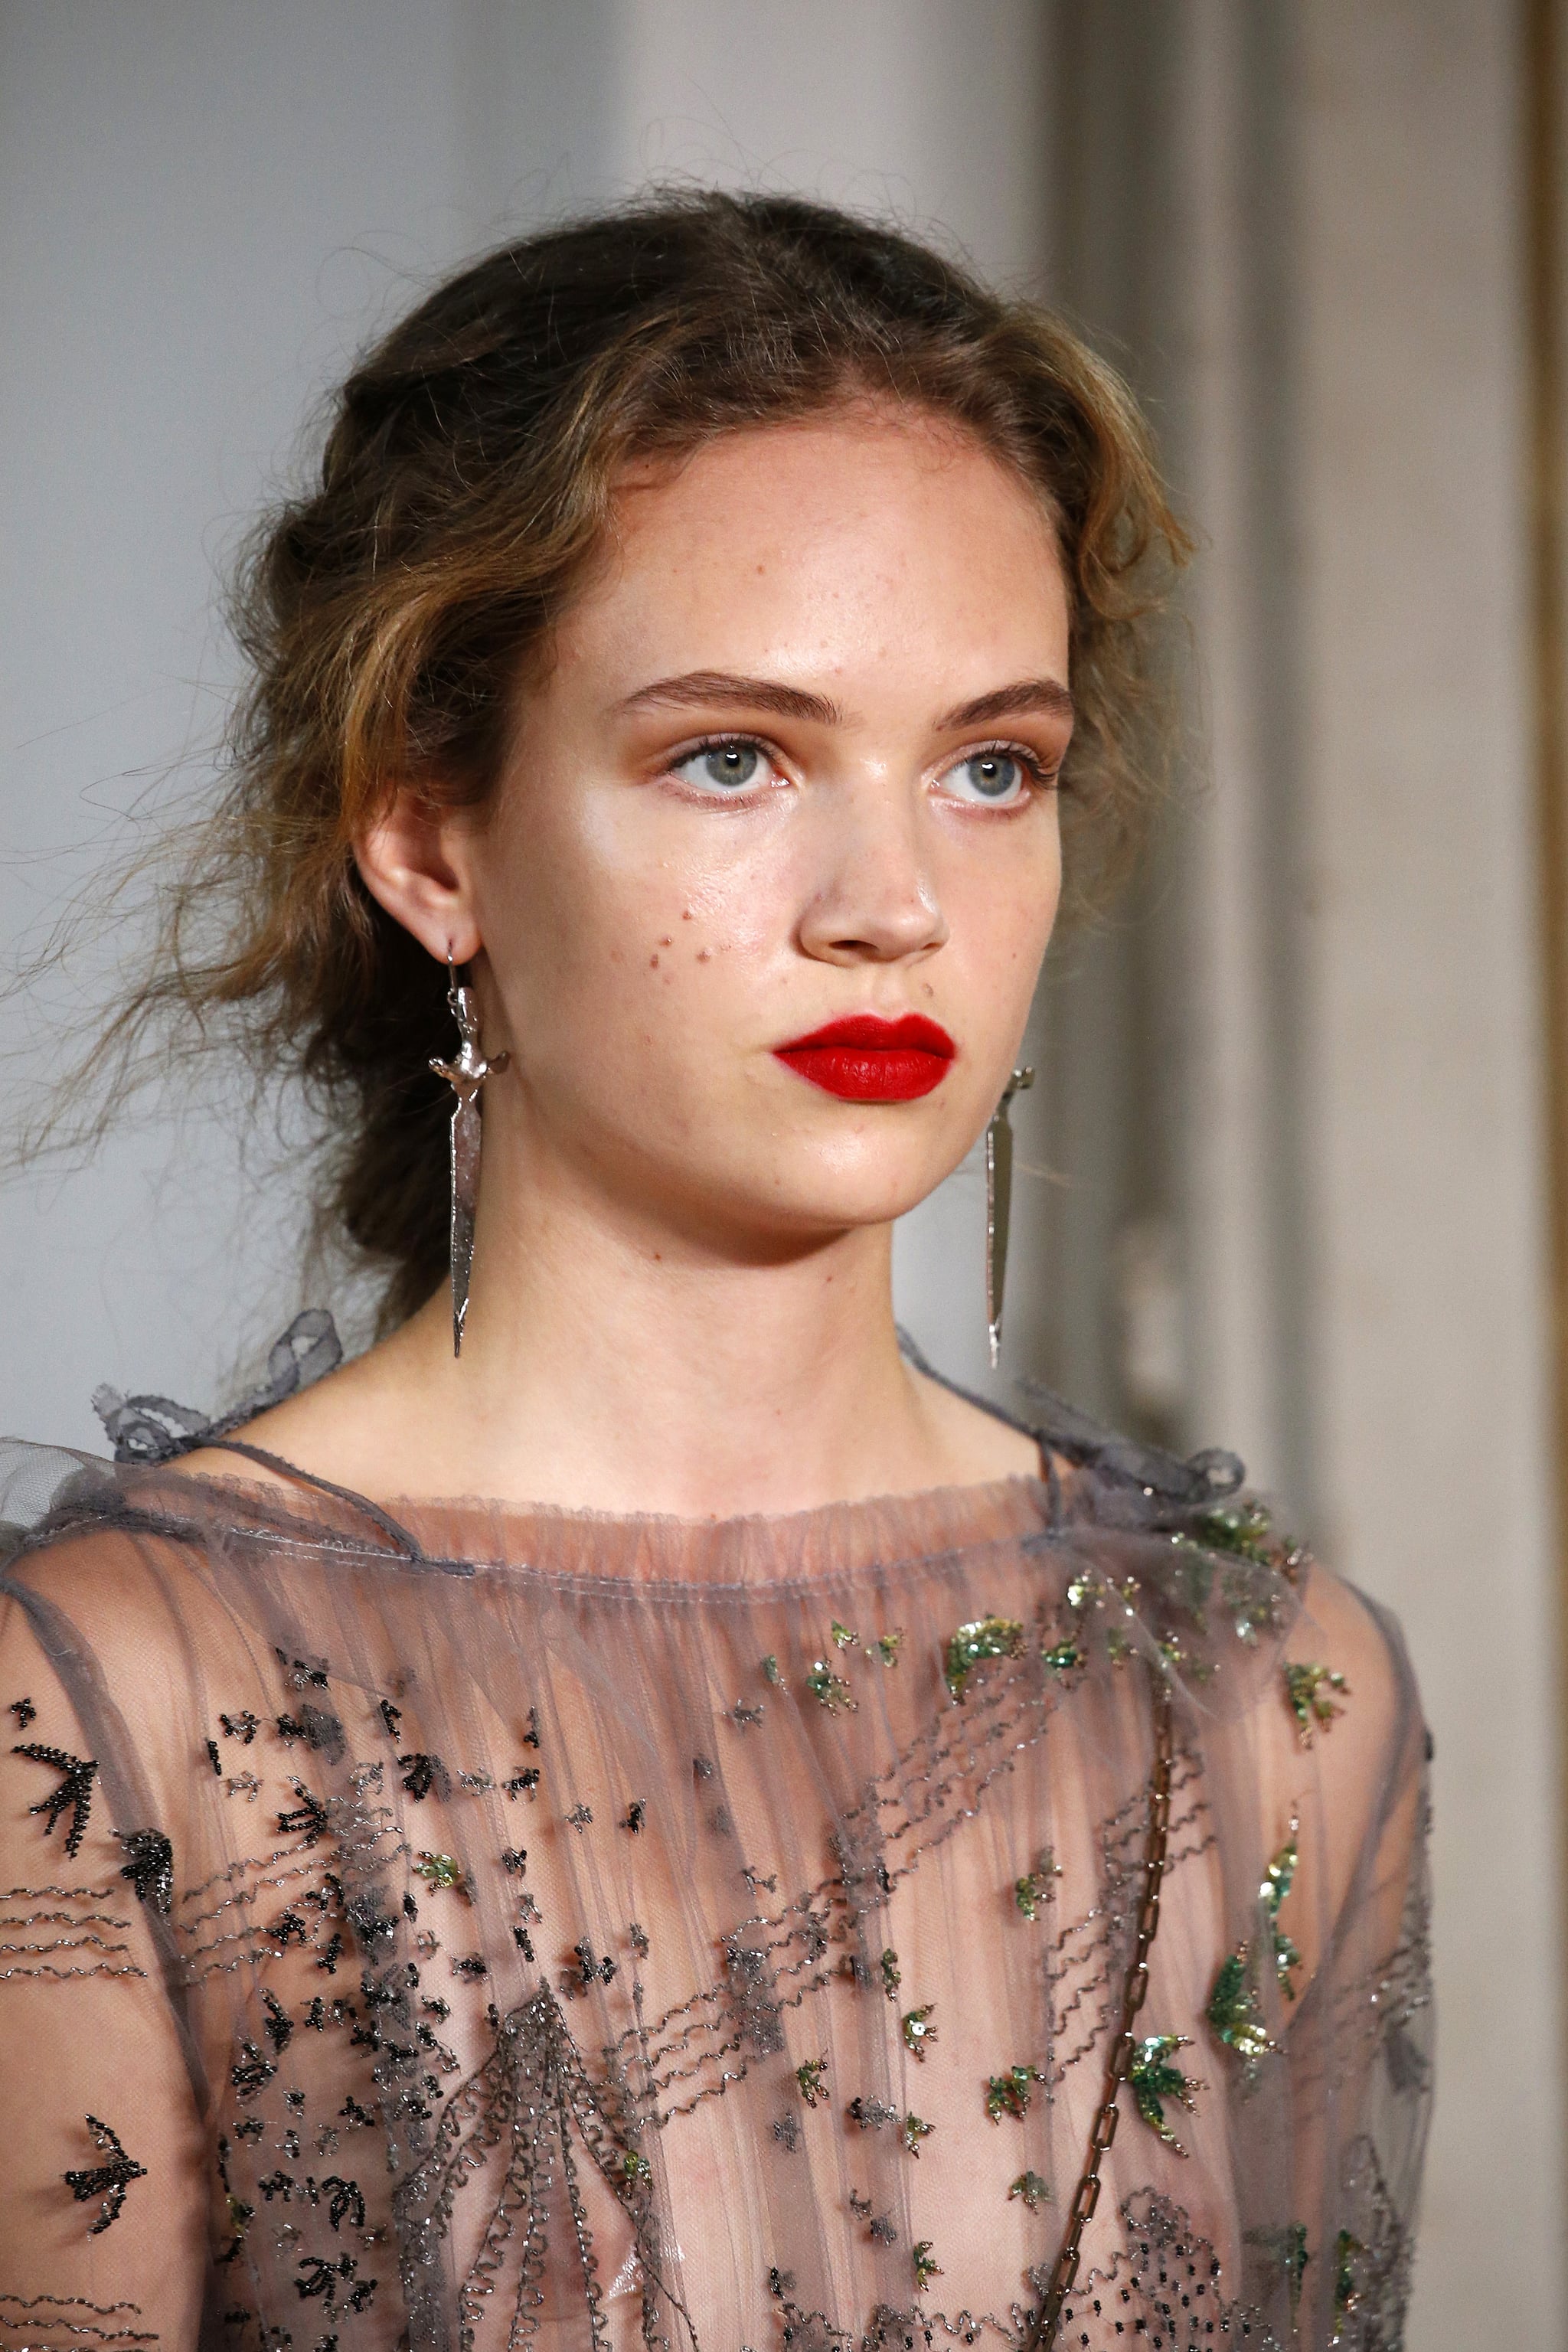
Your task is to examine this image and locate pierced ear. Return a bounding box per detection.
[353,786,482,966]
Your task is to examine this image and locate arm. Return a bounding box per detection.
[0,1560,208,2352]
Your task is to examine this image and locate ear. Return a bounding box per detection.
[354,787,483,966]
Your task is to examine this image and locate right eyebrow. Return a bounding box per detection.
[613,670,847,726]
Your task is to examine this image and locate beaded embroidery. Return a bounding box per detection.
[0,1350,1431,2352]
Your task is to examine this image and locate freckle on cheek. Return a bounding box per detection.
[658,936,672,947]
[697,949,712,963]
[650,955,659,969]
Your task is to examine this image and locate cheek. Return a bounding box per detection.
[949,817,1063,995]
[487,790,797,1079]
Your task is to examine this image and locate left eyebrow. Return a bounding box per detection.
[937,679,1076,730]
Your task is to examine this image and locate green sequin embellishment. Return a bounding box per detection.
[1128,2034,1204,2156]
[1181,1501,1276,1565]
[795,2055,829,2107]
[1244,2223,1310,2314]
[901,2003,937,2060]
[830,1621,858,1651]
[945,1615,1025,1700]
[411,1851,464,1889]
[620,2150,652,2184]
[901,2111,933,2156]
[761,1654,782,1686]
[1206,1946,1276,2076]
[1262,1823,1302,1998]
[913,2242,942,2292]
[876,1630,903,1667]
[1040,1639,1081,1674]
[1283,1660,1350,1745]
[1014,1851,1061,1921]
[984,2063,1039,2123]
[1335,2229,1365,2321]
[1210,1818,1301,2069]
[805,1661,856,1712]
[880,1948,901,2000]
[1008,2170,1051,2210]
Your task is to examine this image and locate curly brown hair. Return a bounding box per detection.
[50,188,1188,1332]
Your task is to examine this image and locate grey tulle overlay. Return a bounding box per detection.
[0,1325,1430,2350]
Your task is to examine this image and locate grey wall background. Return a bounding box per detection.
[2,3,1562,2339]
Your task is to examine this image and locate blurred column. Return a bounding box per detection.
[1295,3,1564,2338]
[1044,4,1566,2338]
[1037,5,1308,1506]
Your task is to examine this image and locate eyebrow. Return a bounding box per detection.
[616,671,844,724]
[937,679,1075,730]
[613,669,1075,730]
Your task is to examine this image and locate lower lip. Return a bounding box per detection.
[773,1046,953,1102]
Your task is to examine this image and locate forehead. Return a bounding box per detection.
[555,409,1070,691]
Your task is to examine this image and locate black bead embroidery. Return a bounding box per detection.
[118,1828,174,1915]
[14,1743,98,1859]
[63,2114,147,2233]
[398,1754,443,1801]
[276,1784,330,1846]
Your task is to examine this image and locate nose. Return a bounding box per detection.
[795,781,949,967]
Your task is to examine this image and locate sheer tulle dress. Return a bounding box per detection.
[0,1324,1429,2351]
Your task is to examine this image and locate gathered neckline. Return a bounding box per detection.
[147,1449,1064,1589]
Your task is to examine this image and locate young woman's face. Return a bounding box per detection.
[443,408,1071,1251]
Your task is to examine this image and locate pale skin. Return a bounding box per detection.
[194,405,1074,1517]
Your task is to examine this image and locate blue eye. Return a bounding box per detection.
[673,742,764,793]
[939,750,1030,805]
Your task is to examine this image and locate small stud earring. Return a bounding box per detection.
[985,1067,1034,1370]
[429,948,510,1356]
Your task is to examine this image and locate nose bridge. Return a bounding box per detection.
[798,761,946,963]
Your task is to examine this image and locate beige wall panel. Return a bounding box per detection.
[1297,2,1564,2334]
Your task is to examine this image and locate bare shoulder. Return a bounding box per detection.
[171,1331,416,1499]
[906,1366,1045,1485]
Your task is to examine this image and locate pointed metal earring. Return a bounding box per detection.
[429,949,510,1357]
[985,1067,1034,1370]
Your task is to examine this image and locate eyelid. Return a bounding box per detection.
[935,738,1060,793]
[662,729,789,776]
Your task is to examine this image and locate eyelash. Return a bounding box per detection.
[665,732,1063,798]
[959,739,1060,797]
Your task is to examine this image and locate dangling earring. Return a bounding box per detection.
[985,1067,1034,1370]
[429,949,510,1357]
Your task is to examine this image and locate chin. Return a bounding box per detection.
[728,1153,960,1242]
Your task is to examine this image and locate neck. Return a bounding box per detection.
[251,1119,1041,1517]
[394,1151,930,1516]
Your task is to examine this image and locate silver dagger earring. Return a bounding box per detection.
[985,1067,1034,1370]
[429,949,510,1357]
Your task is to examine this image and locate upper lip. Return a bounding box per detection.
[773,1014,956,1057]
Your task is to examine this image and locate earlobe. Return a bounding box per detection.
[353,790,482,967]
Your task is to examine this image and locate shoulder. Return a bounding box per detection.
[0,1446,264,1772]
[1023,1395,1429,1875]
[1280,1553,1426,1831]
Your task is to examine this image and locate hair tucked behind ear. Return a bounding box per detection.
[31,188,1189,1333]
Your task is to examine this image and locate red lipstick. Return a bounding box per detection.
[773,1014,956,1102]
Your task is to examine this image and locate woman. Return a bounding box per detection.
[0,193,1428,2350]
